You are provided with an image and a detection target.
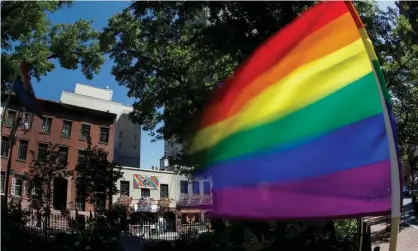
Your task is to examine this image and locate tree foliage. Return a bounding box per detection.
[74,140,123,212]
[1,1,104,97]
[25,143,71,213]
[103,1,418,174]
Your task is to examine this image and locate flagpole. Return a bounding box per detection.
[372,72,401,251]
[3,106,23,206]
[357,218,364,251]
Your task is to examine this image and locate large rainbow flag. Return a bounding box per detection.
[190,1,401,219]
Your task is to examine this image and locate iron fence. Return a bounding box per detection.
[20,210,212,243]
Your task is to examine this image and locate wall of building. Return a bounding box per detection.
[1,98,117,213]
[164,138,183,158]
[114,167,213,209]
[60,84,141,168]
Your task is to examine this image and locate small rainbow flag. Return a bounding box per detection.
[191,1,401,219]
[133,174,159,190]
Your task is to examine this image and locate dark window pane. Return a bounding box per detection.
[1,172,5,194]
[58,147,68,166]
[17,140,28,160]
[99,127,109,143]
[1,136,9,157]
[21,113,33,130]
[203,182,211,195]
[160,184,169,198]
[120,181,130,197]
[61,121,72,137]
[76,188,85,211]
[14,175,24,196]
[141,188,150,198]
[4,111,16,127]
[180,181,188,194]
[192,181,200,195]
[37,143,48,161]
[41,118,52,133]
[80,124,90,140]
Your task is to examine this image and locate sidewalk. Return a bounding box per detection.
[365,216,418,251]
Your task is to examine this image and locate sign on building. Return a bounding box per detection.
[133,174,159,190]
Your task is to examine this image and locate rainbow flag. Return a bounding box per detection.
[190,1,401,219]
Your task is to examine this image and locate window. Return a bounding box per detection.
[11,175,24,196]
[1,172,5,194]
[160,184,169,198]
[80,124,90,140]
[17,140,28,160]
[4,110,16,127]
[1,136,9,157]
[119,131,123,138]
[203,182,211,195]
[120,181,130,197]
[118,142,122,149]
[99,127,109,143]
[141,188,150,198]
[41,117,52,133]
[192,181,200,195]
[180,181,188,194]
[58,147,68,166]
[77,150,86,164]
[37,143,48,161]
[133,134,137,141]
[21,113,33,130]
[61,121,72,137]
[76,188,85,211]
[133,145,136,151]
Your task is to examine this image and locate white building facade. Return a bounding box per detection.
[114,166,213,213]
[60,83,141,168]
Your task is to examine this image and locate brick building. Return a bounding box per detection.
[1,95,117,214]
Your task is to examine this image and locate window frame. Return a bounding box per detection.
[1,171,5,194]
[76,187,86,211]
[77,150,86,165]
[61,120,72,138]
[12,175,24,197]
[17,139,29,161]
[40,117,52,134]
[4,110,16,127]
[160,184,169,198]
[20,113,33,130]
[99,127,109,143]
[120,180,130,197]
[180,181,188,195]
[1,136,9,157]
[192,181,200,195]
[80,124,91,141]
[140,188,150,198]
[37,143,48,162]
[203,181,211,195]
[58,146,68,166]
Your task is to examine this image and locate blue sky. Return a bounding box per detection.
[32,1,397,169]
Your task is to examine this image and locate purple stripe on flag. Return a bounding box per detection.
[212,160,391,219]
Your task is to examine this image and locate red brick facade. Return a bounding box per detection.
[1,96,116,213]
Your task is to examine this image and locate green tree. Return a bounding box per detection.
[1,1,104,98]
[396,1,418,44]
[74,140,123,213]
[25,143,71,213]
